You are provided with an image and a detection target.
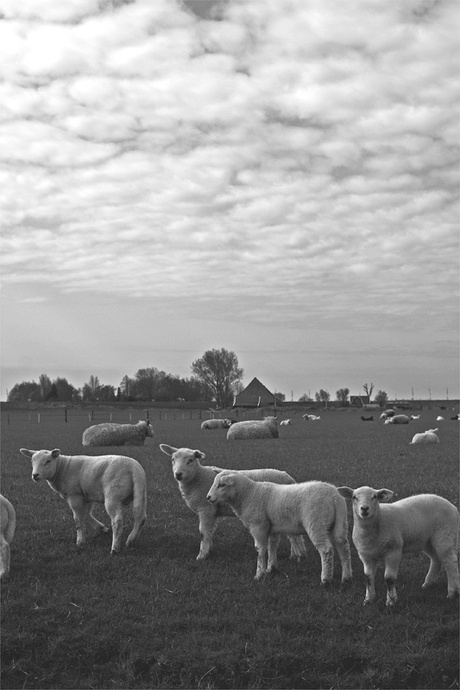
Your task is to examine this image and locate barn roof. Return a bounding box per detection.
[233,377,277,407]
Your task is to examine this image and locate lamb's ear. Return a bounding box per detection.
[376,489,394,503]
[51,449,60,459]
[193,450,205,460]
[20,448,35,459]
[159,444,177,456]
[337,486,354,500]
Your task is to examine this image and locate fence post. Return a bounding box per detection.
[64,408,68,423]
[38,413,41,423]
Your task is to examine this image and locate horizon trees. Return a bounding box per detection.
[191,348,243,408]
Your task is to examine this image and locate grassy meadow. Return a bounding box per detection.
[1,405,459,689]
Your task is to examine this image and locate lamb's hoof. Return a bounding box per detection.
[320,580,332,589]
[110,549,120,556]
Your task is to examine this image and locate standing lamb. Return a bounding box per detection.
[82,419,154,447]
[280,419,292,426]
[227,416,278,440]
[410,429,440,445]
[159,444,306,561]
[207,471,353,585]
[337,485,460,606]
[20,448,147,554]
[0,495,16,579]
[201,419,232,430]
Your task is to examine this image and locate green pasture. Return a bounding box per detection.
[1,407,459,689]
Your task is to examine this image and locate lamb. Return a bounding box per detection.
[279,419,292,426]
[410,428,440,445]
[82,419,154,447]
[379,410,395,420]
[227,416,279,440]
[0,495,16,579]
[410,415,421,421]
[451,414,460,421]
[159,444,306,561]
[303,414,321,421]
[337,485,460,606]
[436,416,445,422]
[384,414,410,424]
[207,471,352,584]
[19,448,147,554]
[201,418,232,430]
[361,415,374,422]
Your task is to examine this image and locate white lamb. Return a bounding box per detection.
[410,415,421,421]
[0,495,16,579]
[159,444,306,561]
[337,485,460,606]
[201,418,232,430]
[410,428,440,445]
[379,410,395,420]
[82,419,154,447]
[436,416,445,421]
[384,414,410,425]
[227,416,278,440]
[303,414,321,421]
[207,471,353,585]
[20,448,147,554]
[279,419,292,426]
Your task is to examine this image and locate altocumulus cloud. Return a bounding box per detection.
[0,0,459,393]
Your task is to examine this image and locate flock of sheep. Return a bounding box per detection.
[1,412,459,609]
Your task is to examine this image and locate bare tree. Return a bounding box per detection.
[336,388,350,405]
[191,348,243,408]
[363,382,374,400]
[315,389,330,408]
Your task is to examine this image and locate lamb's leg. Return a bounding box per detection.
[0,536,10,579]
[360,556,378,605]
[267,534,281,572]
[67,496,90,547]
[197,510,217,560]
[334,535,353,583]
[104,498,124,554]
[287,535,306,559]
[250,525,269,580]
[309,533,335,585]
[383,550,402,606]
[87,505,110,535]
[421,546,442,589]
[441,551,460,598]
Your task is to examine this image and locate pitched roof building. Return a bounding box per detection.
[233,377,277,407]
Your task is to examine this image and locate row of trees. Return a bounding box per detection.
[299,384,388,407]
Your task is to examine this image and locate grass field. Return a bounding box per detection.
[1,406,459,689]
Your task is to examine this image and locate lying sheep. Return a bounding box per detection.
[280,419,292,426]
[20,448,147,554]
[436,416,445,422]
[384,414,410,425]
[337,485,460,606]
[410,415,421,421]
[227,416,278,440]
[303,414,321,421]
[361,416,374,422]
[410,428,440,445]
[159,444,306,561]
[207,471,353,585]
[379,410,395,419]
[201,418,232,430]
[82,419,154,447]
[0,495,16,579]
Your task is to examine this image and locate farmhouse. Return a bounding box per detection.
[233,377,279,408]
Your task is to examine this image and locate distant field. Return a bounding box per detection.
[1,406,459,689]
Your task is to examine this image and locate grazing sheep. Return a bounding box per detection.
[361,416,374,422]
[82,419,154,447]
[227,416,279,440]
[337,485,460,606]
[436,416,445,422]
[19,448,147,554]
[0,495,16,580]
[201,418,232,430]
[207,472,352,584]
[159,444,306,561]
[379,410,395,420]
[303,414,321,421]
[410,428,440,445]
[410,415,421,421]
[384,414,410,425]
[280,419,292,426]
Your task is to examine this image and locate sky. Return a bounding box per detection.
[1,0,459,402]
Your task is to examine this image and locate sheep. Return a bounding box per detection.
[410,415,421,421]
[207,471,353,585]
[384,414,410,424]
[361,415,374,422]
[436,416,445,422]
[227,416,279,440]
[379,410,395,419]
[337,485,460,606]
[158,444,306,561]
[303,414,321,421]
[451,414,460,421]
[279,419,292,426]
[19,448,147,554]
[82,419,154,447]
[410,428,440,445]
[201,418,232,430]
[0,495,16,580]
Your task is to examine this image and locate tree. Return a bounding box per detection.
[336,388,350,405]
[298,393,313,402]
[363,382,374,399]
[7,381,41,403]
[315,389,330,407]
[53,377,79,401]
[39,374,52,401]
[374,390,389,407]
[191,348,243,408]
[134,368,164,400]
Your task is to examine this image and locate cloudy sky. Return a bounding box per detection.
[1,0,459,402]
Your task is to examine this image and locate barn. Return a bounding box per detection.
[233,377,278,408]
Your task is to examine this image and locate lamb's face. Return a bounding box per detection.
[145,421,155,438]
[170,448,204,484]
[207,472,235,504]
[20,448,60,482]
[351,486,394,520]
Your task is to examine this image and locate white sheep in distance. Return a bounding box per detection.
[303,414,321,421]
[201,418,232,430]
[227,416,279,440]
[410,428,440,445]
[436,416,445,421]
[19,448,147,554]
[279,419,292,426]
[82,419,154,447]
[207,471,353,585]
[0,495,16,579]
[337,485,460,606]
[379,410,395,419]
[158,444,306,561]
[410,415,421,421]
[384,414,410,425]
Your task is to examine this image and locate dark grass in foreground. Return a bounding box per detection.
[1,408,459,689]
